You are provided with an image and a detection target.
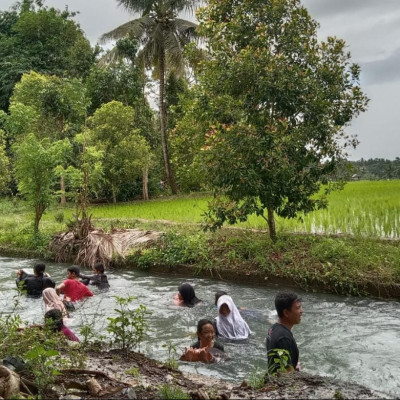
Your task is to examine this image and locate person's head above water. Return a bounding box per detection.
[216,295,251,340]
[197,319,215,346]
[275,291,302,328]
[178,283,201,307]
[33,263,46,277]
[67,266,80,279]
[214,290,228,306]
[44,309,63,331]
[93,263,105,274]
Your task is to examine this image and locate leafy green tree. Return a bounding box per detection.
[0,129,11,195]
[0,0,95,111]
[13,134,71,233]
[87,101,153,202]
[187,0,369,240]
[101,0,199,194]
[8,71,89,204]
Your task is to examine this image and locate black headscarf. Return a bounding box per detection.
[178,283,201,307]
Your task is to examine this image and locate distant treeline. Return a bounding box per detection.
[346,158,400,180]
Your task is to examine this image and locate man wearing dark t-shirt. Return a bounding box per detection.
[266,291,302,373]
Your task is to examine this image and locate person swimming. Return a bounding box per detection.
[16,263,55,297]
[180,319,224,363]
[174,283,201,307]
[216,295,251,340]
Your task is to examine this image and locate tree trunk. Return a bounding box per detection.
[112,186,117,204]
[159,44,178,194]
[60,175,66,206]
[142,167,149,200]
[267,208,277,242]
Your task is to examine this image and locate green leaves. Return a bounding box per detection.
[189,0,369,239]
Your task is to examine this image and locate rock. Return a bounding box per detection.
[125,387,137,399]
[0,366,20,399]
[86,377,102,396]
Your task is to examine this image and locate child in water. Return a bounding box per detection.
[180,319,224,363]
[79,263,110,289]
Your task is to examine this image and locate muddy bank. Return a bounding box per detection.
[38,350,393,399]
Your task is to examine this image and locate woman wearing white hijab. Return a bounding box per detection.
[216,295,251,340]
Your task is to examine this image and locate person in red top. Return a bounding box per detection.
[56,266,94,302]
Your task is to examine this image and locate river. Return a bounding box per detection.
[1,256,399,396]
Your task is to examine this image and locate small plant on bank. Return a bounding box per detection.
[157,384,190,400]
[264,348,291,383]
[162,341,179,370]
[246,365,266,389]
[107,295,149,353]
[25,344,60,397]
[125,367,141,378]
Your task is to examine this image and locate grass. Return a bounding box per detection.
[1,181,400,297]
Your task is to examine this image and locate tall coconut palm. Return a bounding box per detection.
[101,0,199,194]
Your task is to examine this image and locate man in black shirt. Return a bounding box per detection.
[16,263,56,297]
[266,291,302,373]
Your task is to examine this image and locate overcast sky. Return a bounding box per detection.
[1,0,399,160]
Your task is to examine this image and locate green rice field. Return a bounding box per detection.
[79,180,400,238]
[3,180,400,239]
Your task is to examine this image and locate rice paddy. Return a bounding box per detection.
[86,180,400,239]
[2,180,400,240]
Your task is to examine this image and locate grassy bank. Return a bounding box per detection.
[0,181,400,298]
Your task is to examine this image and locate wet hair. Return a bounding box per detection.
[178,283,201,307]
[44,309,63,331]
[197,319,215,336]
[275,292,301,318]
[215,290,228,306]
[93,263,104,274]
[67,266,80,277]
[33,263,45,277]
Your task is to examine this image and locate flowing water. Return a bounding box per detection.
[1,256,399,396]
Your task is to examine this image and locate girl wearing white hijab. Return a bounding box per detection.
[43,287,69,318]
[216,295,251,340]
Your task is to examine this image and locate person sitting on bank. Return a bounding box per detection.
[45,309,79,342]
[216,295,251,340]
[79,262,110,289]
[174,283,201,307]
[266,291,303,373]
[56,266,94,302]
[16,263,55,297]
[43,287,69,318]
[180,319,224,363]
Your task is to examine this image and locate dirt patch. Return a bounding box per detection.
[37,350,391,399]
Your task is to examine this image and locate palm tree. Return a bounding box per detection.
[101,0,199,194]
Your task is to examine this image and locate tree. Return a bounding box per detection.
[101,0,199,194]
[187,0,369,240]
[87,101,153,202]
[0,0,95,111]
[13,134,71,233]
[0,129,11,195]
[8,71,89,205]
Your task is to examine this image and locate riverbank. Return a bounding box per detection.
[2,349,390,399]
[1,218,400,299]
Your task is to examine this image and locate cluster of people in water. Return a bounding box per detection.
[173,282,302,372]
[15,262,109,342]
[16,263,303,374]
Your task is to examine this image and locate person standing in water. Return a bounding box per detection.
[216,295,251,340]
[79,263,110,289]
[56,266,94,302]
[16,263,55,297]
[266,292,303,373]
